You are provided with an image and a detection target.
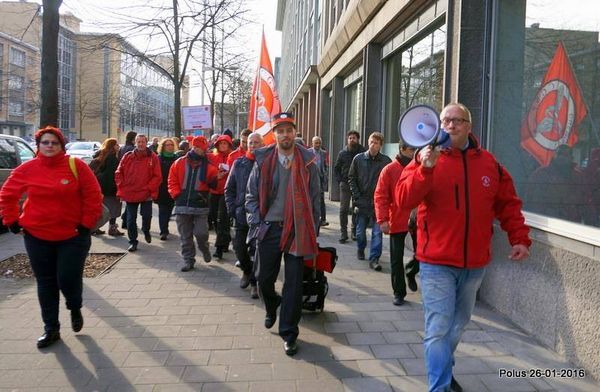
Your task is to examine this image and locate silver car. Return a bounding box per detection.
[67,141,101,163]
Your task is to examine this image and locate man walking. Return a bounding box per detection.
[334,130,365,243]
[349,132,391,271]
[246,112,321,356]
[397,103,531,392]
[309,136,330,227]
[115,134,162,252]
[168,136,219,271]
[225,132,263,299]
[374,143,417,306]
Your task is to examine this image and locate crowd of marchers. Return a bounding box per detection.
[0,104,532,392]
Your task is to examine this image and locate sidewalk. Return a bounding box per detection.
[0,200,597,391]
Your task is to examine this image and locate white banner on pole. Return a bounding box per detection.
[182,105,212,131]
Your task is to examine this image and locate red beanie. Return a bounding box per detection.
[35,126,66,151]
[192,136,209,151]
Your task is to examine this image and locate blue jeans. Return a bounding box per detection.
[126,200,153,244]
[356,213,382,260]
[419,262,486,392]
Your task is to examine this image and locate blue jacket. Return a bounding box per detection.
[224,155,254,227]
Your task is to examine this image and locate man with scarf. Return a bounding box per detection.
[246,113,321,356]
[168,136,220,271]
[225,132,264,299]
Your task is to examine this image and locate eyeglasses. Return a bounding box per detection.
[441,118,469,126]
[40,140,61,146]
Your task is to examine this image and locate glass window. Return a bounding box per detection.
[491,0,600,228]
[384,25,446,144]
[14,140,35,163]
[345,80,363,133]
[0,139,18,169]
[9,48,25,67]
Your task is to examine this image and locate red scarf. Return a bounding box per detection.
[259,147,318,258]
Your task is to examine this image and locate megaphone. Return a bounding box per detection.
[398,105,451,149]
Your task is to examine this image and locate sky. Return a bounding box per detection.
[30,0,282,105]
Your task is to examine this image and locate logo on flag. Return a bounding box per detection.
[248,31,281,145]
[521,41,587,166]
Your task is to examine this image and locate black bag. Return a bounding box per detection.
[302,265,328,312]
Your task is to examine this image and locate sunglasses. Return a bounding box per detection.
[40,140,61,146]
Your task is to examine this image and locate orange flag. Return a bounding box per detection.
[521,41,587,166]
[248,31,281,145]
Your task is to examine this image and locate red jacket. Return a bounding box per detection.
[115,149,162,202]
[208,135,233,195]
[168,154,219,198]
[0,152,103,241]
[395,135,531,269]
[227,146,246,168]
[375,157,411,233]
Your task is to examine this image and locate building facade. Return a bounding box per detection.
[0,1,178,142]
[277,0,600,379]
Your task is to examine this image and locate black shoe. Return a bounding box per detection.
[160,233,168,241]
[339,235,348,244]
[202,249,212,263]
[450,376,463,392]
[121,221,127,229]
[357,249,365,260]
[37,331,61,348]
[128,242,138,252]
[320,221,329,227]
[223,248,230,253]
[250,286,259,299]
[181,261,194,272]
[143,231,152,243]
[240,273,251,289]
[284,340,298,356]
[407,273,418,292]
[212,249,223,260]
[393,295,405,306]
[369,259,382,271]
[71,309,84,332]
[264,296,281,329]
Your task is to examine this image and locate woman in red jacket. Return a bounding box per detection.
[0,126,103,348]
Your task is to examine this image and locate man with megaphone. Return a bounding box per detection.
[396,103,531,392]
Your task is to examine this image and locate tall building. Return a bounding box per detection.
[277,0,600,379]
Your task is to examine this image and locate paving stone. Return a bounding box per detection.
[386,375,429,392]
[166,350,211,366]
[330,345,374,360]
[272,362,316,380]
[123,351,170,367]
[356,359,406,377]
[181,365,228,383]
[382,331,423,344]
[296,379,344,391]
[209,349,252,365]
[135,366,185,384]
[398,358,427,376]
[370,343,416,359]
[341,376,393,392]
[249,381,296,392]
[228,363,273,381]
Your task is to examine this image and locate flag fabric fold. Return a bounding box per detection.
[248,31,281,145]
[521,41,587,166]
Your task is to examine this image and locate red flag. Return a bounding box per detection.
[248,31,281,145]
[521,41,587,166]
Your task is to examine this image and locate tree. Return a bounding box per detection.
[94,0,249,139]
[39,0,63,128]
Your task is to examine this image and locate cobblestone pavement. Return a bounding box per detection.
[0,201,598,391]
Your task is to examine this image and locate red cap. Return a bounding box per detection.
[271,112,296,129]
[35,126,66,151]
[192,136,209,151]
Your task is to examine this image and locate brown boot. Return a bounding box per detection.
[108,224,124,236]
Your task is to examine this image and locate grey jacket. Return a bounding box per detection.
[245,144,321,241]
[308,147,329,192]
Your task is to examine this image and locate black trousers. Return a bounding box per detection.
[339,182,356,236]
[256,223,304,343]
[320,192,327,222]
[24,232,91,332]
[157,201,174,235]
[126,201,152,244]
[210,194,231,250]
[233,224,257,286]
[390,231,419,298]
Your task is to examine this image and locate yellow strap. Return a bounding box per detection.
[68,156,79,180]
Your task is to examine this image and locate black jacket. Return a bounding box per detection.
[224,156,254,227]
[118,143,135,160]
[92,153,119,197]
[155,154,177,204]
[348,151,391,217]
[334,144,366,183]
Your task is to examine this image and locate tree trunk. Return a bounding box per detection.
[174,82,182,139]
[39,0,63,128]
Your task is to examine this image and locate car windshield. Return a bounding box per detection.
[68,142,95,150]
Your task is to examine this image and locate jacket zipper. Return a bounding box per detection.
[185,165,197,208]
[454,185,459,210]
[461,151,470,268]
[422,220,430,255]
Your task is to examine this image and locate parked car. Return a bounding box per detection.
[0,134,36,233]
[67,141,101,163]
